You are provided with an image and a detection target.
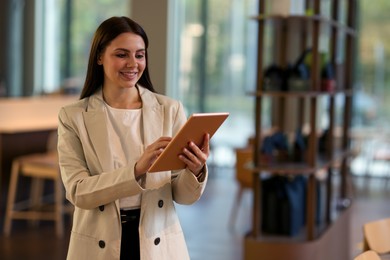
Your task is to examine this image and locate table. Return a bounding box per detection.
[0,94,78,180]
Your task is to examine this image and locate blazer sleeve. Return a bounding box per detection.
[169,102,208,205]
[57,107,143,210]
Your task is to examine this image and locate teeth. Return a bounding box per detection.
[121,72,137,79]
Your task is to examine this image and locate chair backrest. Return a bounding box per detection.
[363,218,390,254]
[354,250,381,260]
[235,148,253,188]
[46,130,58,153]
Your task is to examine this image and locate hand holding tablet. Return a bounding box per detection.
[148,112,229,172]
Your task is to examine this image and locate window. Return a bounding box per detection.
[168,0,259,167]
[35,0,130,94]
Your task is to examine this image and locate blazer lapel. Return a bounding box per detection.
[82,91,114,172]
[138,87,170,189]
[138,86,164,146]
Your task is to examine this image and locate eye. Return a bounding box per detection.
[135,51,146,59]
[135,54,144,59]
[116,53,127,58]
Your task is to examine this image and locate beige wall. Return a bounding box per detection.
[131,0,168,95]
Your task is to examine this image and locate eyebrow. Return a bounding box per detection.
[114,48,146,53]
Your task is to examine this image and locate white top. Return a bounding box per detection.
[105,103,143,210]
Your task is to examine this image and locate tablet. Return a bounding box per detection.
[148,112,229,172]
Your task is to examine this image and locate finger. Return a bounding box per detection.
[179,153,199,169]
[183,147,207,167]
[188,141,209,159]
[143,148,164,172]
[147,138,171,152]
[155,141,170,150]
[201,133,210,153]
[153,147,164,157]
[157,136,172,142]
[182,147,199,161]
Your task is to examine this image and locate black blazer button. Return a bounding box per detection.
[99,240,105,248]
[154,237,160,245]
[158,200,164,208]
[99,205,104,211]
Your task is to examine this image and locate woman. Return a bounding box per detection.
[57,16,209,260]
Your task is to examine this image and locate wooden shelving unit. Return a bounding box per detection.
[244,0,357,259]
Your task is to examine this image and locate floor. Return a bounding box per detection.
[0,166,389,260]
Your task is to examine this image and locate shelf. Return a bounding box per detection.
[250,14,357,36]
[247,149,349,175]
[247,89,353,98]
[244,205,352,260]
[247,201,350,243]
[249,163,321,175]
[245,0,356,258]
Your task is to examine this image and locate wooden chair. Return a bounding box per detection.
[362,136,390,189]
[363,218,390,255]
[228,147,253,229]
[371,147,390,188]
[354,250,381,260]
[3,131,72,238]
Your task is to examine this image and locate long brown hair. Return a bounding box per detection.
[80,16,155,99]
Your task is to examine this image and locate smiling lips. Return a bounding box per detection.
[121,71,138,80]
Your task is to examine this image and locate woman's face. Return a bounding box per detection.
[98,32,146,91]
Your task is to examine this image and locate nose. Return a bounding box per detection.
[126,56,137,68]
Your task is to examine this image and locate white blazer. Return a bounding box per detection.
[57,86,208,260]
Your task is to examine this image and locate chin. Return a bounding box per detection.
[120,83,137,89]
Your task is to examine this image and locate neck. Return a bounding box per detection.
[103,87,142,109]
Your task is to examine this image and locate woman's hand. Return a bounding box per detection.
[134,136,172,178]
[179,133,210,176]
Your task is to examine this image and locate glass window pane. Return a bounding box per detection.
[66,0,130,89]
[169,0,258,167]
[36,0,130,94]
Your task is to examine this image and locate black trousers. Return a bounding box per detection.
[120,209,141,260]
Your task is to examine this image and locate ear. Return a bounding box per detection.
[97,55,102,65]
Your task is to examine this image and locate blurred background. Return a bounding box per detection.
[0,0,390,259]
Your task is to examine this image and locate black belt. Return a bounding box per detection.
[120,208,141,224]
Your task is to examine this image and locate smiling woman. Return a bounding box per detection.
[57,16,211,260]
[97,33,147,104]
[80,17,154,100]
